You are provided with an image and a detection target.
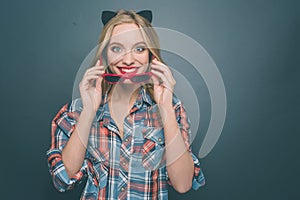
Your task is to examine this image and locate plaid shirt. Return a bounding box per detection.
[47,87,205,200]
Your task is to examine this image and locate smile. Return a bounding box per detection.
[117,66,139,74]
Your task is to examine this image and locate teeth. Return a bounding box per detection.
[121,68,136,73]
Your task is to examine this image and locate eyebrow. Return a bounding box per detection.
[108,41,147,47]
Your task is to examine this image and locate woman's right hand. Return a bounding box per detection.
[79,59,105,113]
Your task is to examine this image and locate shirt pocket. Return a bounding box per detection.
[82,160,108,200]
[82,190,98,200]
[142,127,166,171]
[87,160,108,190]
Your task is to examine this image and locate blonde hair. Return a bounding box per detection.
[92,9,163,99]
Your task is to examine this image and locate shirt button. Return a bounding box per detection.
[158,138,162,142]
[122,162,126,166]
[121,187,125,192]
[124,138,129,142]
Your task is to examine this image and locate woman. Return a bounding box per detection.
[47,9,205,199]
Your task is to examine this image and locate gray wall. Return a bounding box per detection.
[0,0,299,199]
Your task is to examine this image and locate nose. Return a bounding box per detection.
[122,50,134,66]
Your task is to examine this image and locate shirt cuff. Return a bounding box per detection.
[190,153,206,190]
[47,148,87,192]
[166,152,205,190]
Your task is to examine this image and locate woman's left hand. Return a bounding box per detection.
[150,59,176,108]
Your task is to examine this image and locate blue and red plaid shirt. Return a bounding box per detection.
[47,87,205,199]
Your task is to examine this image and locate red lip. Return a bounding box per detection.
[118,66,137,69]
[117,66,139,75]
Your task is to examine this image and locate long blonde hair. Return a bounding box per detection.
[92,9,163,99]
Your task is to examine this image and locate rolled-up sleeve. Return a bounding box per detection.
[172,99,206,190]
[47,100,87,192]
[190,152,205,190]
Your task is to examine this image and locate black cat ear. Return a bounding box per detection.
[101,11,117,25]
[137,10,152,23]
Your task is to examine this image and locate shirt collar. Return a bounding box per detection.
[136,86,155,107]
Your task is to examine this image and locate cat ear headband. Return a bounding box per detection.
[101,10,152,25]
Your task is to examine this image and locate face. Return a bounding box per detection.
[106,23,150,82]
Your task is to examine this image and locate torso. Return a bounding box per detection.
[108,99,135,139]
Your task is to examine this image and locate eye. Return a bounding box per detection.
[111,46,122,53]
[134,46,146,53]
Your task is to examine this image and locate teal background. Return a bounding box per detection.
[0,0,299,199]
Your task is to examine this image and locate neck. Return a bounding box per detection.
[110,83,141,103]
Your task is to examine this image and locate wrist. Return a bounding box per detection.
[80,108,97,122]
[158,104,175,124]
[157,104,174,113]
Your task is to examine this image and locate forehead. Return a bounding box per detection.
[109,23,145,44]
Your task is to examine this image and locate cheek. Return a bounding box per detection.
[136,52,150,64]
[106,51,123,65]
[106,52,116,65]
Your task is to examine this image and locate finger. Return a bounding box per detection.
[85,67,105,77]
[87,69,105,76]
[83,74,100,82]
[151,64,174,83]
[95,75,103,92]
[151,68,175,92]
[87,66,105,72]
[151,62,173,76]
[88,64,105,70]
[96,59,101,66]
[79,74,99,90]
[152,58,163,65]
[151,69,170,86]
[151,73,160,85]
[151,72,163,95]
[151,59,170,70]
[151,64,176,85]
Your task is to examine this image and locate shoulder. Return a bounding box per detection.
[66,98,83,112]
[52,98,83,122]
